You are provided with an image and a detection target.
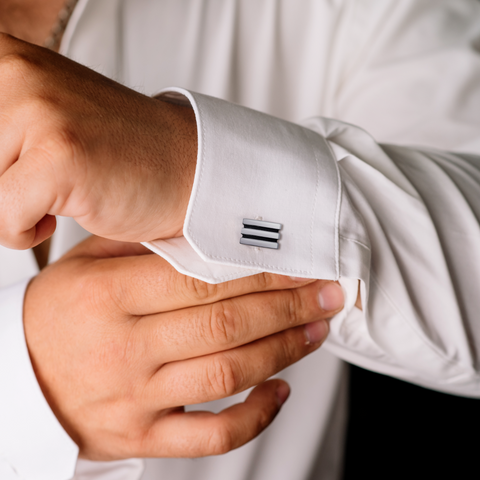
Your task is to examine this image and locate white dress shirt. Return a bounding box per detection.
[1,1,480,479]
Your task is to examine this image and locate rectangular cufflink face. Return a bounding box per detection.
[240,219,282,249]
[242,219,282,230]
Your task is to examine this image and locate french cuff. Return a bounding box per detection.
[0,280,78,480]
[145,88,342,284]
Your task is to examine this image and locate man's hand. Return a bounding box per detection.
[0,33,197,249]
[24,236,344,460]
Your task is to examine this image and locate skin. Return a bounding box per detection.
[0,0,65,46]
[0,11,363,305]
[25,236,343,459]
[0,0,349,460]
[0,33,198,249]
[0,0,65,267]
[0,2,363,308]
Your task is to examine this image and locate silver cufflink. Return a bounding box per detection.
[240,219,282,249]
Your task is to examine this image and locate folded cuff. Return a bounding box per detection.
[146,88,341,283]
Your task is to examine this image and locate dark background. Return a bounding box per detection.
[343,365,479,479]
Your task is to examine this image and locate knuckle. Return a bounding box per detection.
[253,403,273,435]
[41,123,85,165]
[285,289,303,326]
[274,333,295,368]
[0,52,41,93]
[269,330,302,373]
[283,330,301,359]
[206,424,235,455]
[254,272,271,291]
[185,275,218,302]
[207,302,238,345]
[109,272,136,311]
[205,357,239,398]
[0,51,32,75]
[77,261,117,310]
[0,54,82,156]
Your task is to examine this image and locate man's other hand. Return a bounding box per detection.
[0,33,197,249]
[23,236,344,460]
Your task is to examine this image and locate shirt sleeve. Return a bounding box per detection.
[145,88,480,398]
[0,280,78,480]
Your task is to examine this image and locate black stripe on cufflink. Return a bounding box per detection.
[240,219,282,249]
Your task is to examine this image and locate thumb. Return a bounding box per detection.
[0,148,68,249]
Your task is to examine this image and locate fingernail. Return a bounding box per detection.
[275,383,291,407]
[289,276,309,282]
[304,320,328,345]
[318,283,344,311]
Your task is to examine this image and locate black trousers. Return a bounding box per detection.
[342,365,480,479]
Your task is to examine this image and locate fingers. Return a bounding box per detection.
[149,320,328,408]
[0,45,68,249]
[0,118,22,178]
[32,214,57,246]
[137,280,342,363]
[62,236,324,317]
[104,255,317,315]
[0,149,62,248]
[138,379,289,458]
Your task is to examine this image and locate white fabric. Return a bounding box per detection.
[73,459,144,480]
[148,90,480,396]
[1,0,480,479]
[0,280,78,480]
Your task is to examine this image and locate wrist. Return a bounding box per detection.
[150,97,198,239]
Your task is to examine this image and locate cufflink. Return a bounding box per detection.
[240,219,282,249]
